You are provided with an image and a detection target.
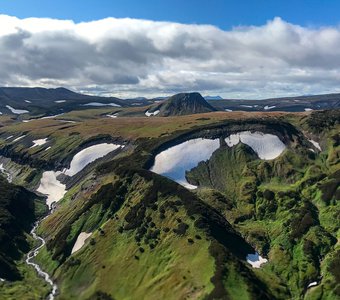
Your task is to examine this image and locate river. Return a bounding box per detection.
[26,218,58,300]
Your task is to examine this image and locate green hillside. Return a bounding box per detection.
[0,109,338,299]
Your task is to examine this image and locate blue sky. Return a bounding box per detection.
[1,0,340,29]
[1,1,340,98]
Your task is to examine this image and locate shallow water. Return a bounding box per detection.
[150,138,220,189]
[30,142,124,296]
[0,163,12,182]
[26,220,57,300]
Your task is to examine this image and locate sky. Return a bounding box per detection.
[1,0,340,98]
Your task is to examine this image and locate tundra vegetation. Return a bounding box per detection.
[0,100,339,300]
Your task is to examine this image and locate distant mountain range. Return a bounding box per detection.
[209,93,340,112]
[0,87,339,118]
[204,95,223,100]
[0,87,151,116]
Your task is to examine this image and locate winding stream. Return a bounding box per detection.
[25,142,124,298]
[0,163,12,182]
[26,219,57,300]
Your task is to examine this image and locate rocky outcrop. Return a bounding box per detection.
[148,92,216,116]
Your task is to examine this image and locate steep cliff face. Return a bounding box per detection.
[186,124,339,299]
[186,143,258,200]
[0,176,47,280]
[0,109,338,299]
[36,169,276,300]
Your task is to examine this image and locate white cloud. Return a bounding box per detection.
[1,15,340,98]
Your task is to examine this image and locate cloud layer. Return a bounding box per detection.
[1,14,340,98]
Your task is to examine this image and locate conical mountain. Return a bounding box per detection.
[150,92,216,116]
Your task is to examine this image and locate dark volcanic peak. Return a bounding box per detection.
[154,92,216,116]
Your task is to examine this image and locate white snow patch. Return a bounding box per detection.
[304,108,313,111]
[45,146,52,151]
[55,100,66,103]
[83,102,121,107]
[225,134,241,147]
[225,131,286,160]
[150,138,220,189]
[37,171,66,208]
[0,278,5,282]
[225,109,233,112]
[5,135,13,140]
[246,252,268,268]
[40,113,64,119]
[309,139,321,151]
[145,110,160,117]
[63,143,123,176]
[71,232,92,254]
[24,100,31,103]
[264,105,276,110]
[31,138,48,148]
[58,119,76,123]
[22,120,30,123]
[38,143,123,207]
[6,105,29,114]
[0,111,2,115]
[307,281,318,288]
[240,105,253,108]
[106,113,118,118]
[13,135,26,142]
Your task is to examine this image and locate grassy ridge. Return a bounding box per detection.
[0,175,49,299]
[187,115,340,299]
[0,110,338,299]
